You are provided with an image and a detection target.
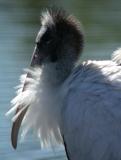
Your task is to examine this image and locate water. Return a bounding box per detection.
[0,0,121,159]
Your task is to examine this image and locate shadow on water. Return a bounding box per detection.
[0,0,121,159]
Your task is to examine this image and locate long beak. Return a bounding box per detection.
[11,47,39,149]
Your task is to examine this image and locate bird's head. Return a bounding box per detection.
[10,8,84,149]
[31,8,84,80]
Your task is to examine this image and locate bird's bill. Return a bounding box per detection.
[11,47,39,149]
[30,46,44,67]
[11,107,28,149]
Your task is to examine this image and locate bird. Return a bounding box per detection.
[6,7,121,160]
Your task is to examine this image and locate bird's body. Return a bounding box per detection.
[61,59,121,160]
[6,8,121,160]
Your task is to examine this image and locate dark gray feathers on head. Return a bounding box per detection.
[41,7,84,57]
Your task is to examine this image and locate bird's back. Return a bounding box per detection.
[61,60,121,160]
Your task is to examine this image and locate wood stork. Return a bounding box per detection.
[6,8,121,160]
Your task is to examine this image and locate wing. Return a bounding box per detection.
[61,62,121,160]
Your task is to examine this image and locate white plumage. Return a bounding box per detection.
[7,67,63,147]
[7,49,121,159]
[61,58,121,159]
[6,8,121,160]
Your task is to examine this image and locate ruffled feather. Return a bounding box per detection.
[6,67,63,148]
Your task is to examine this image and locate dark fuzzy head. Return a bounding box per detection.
[31,8,84,66]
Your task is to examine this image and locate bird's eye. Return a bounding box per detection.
[36,42,39,45]
[36,42,40,47]
[42,30,52,45]
[45,39,52,44]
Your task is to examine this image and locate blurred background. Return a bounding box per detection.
[0,0,121,159]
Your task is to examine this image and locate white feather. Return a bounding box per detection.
[112,48,121,65]
[7,47,121,158]
[8,67,63,147]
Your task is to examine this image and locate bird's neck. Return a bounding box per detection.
[41,58,76,87]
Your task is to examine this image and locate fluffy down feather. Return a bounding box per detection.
[6,67,63,147]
